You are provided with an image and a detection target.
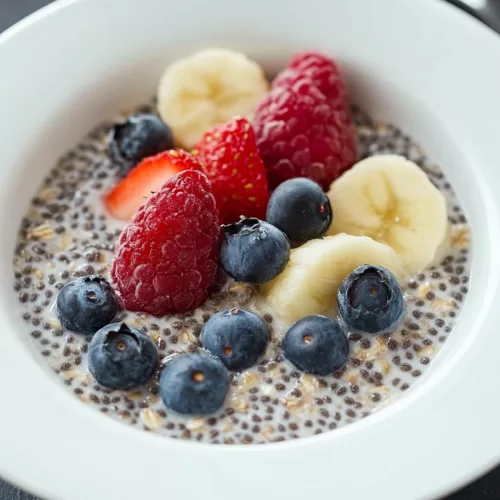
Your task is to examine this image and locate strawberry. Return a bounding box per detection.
[192,117,269,224]
[104,149,202,221]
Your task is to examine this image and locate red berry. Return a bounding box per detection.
[274,52,350,111]
[253,77,357,190]
[104,149,202,221]
[193,117,269,224]
[111,169,220,316]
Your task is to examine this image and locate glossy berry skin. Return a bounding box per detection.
[201,308,269,371]
[220,217,290,284]
[109,113,174,169]
[283,315,349,375]
[88,322,158,390]
[56,275,118,334]
[159,354,229,415]
[111,168,220,315]
[193,117,269,224]
[266,177,332,244]
[337,265,405,334]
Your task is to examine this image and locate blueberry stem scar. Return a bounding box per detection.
[192,371,205,383]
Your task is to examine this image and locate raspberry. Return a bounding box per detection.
[253,78,357,190]
[273,52,350,110]
[193,117,269,224]
[111,169,220,315]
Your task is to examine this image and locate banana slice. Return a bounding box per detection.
[261,234,405,326]
[157,49,269,149]
[327,155,448,273]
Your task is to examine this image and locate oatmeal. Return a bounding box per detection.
[12,49,470,444]
[13,106,470,443]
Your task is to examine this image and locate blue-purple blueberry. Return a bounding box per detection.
[159,354,229,415]
[88,322,158,390]
[220,217,290,284]
[337,265,405,334]
[56,275,118,334]
[201,308,268,371]
[283,315,349,375]
[109,113,174,169]
[266,178,332,243]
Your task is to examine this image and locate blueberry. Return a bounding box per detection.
[56,275,118,334]
[220,217,290,284]
[266,178,332,243]
[109,113,174,168]
[337,265,405,334]
[160,354,229,415]
[283,315,349,375]
[88,322,158,390]
[201,308,268,371]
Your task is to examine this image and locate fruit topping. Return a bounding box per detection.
[193,117,269,224]
[201,308,269,371]
[337,264,405,334]
[159,353,229,415]
[253,52,356,190]
[111,168,220,315]
[88,322,158,390]
[108,113,174,170]
[104,149,202,221]
[56,275,118,334]
[283,315,349,375]
[220,217,290,285]
[262,234,404,325]
[327,155,449,273]
[272,52,350,111]
[157,49,269,149]
[266,177,332,244]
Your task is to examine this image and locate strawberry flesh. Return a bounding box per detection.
[104,149,202,221]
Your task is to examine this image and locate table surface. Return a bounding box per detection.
[0,1,499,499]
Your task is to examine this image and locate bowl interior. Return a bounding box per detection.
[0,37,485,375]
[0,1,499,500]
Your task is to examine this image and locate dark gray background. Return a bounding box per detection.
[0,1,499,499]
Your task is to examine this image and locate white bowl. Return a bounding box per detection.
[1,0,500,499]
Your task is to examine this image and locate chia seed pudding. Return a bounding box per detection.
[12,54,471,445]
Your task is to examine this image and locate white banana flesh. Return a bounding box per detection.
[327,155,449,273]
[157,49,269,149]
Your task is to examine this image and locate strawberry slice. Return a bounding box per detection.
[104,149,203,221]
[192,117,269,224]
